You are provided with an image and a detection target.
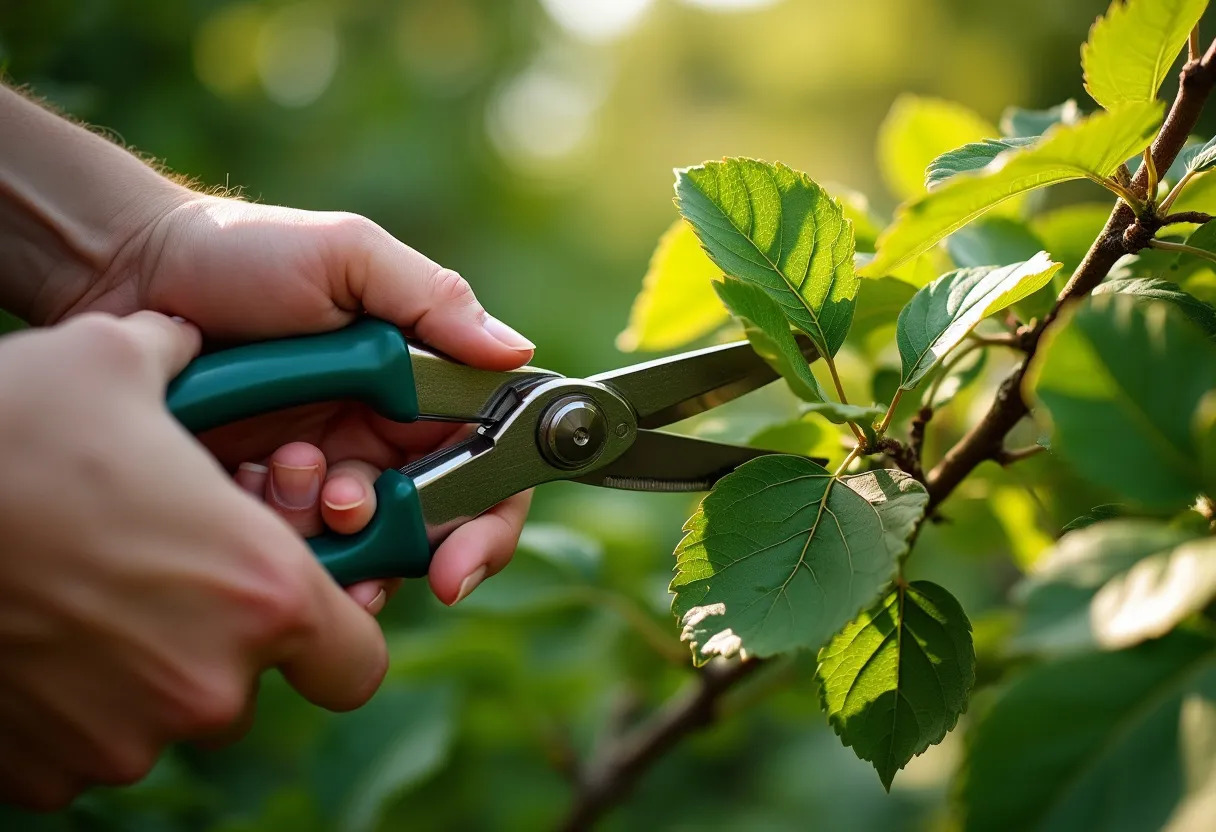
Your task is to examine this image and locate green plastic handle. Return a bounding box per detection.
[166,320,432,583]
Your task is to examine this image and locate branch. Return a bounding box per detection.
[559,659,762,831]
[925,41,1216,509]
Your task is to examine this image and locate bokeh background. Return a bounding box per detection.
[2,1,1212,830]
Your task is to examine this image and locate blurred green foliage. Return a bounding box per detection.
[5,0,1216,829]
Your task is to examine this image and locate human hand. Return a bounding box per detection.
[60,195,536,605]
[0,312,389,808]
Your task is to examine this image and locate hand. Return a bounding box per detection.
[60,194,536,605]
[0,312,388,809]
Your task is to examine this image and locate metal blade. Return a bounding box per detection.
[589,337,819,429]
[572,429,820,492]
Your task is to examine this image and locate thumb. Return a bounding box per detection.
[330,216,534,371]
[116,310,202,382]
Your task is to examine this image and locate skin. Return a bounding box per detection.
[0,84,533,807]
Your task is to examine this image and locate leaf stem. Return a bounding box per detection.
[925,340,984,407]
[1148,238,1216,265]
[825,356,867,444]
[833,444,862,478]
[1143,148,1159,207]
[1101,176,1145,213]
[1192,25,1202,62]
[1159,169,1196,214]
[994,444,1046,465]
[876,388,904,436]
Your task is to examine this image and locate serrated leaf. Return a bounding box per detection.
[617,219,728,352]
[1027,293,1216,509]
[714,277,827,405]
[671,459,927,661]
[1095,277,1216,336]
[863,102,1163,277]
[897,253,1060,390]
[1013,519,1202,654]
[817,581,975,790]
[999,99,1082,138]
[877,95,999,201]
[675,158,858,358]
[959,632,1216,832]
[925,136,1037,191]
[1082,0,1207,111]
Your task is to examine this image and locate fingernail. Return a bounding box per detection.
[365,589,387,615]
[482,315,535,351]
[238,462,269,475]
[323,495,365,512]
[270,462,321,510]
[170,315,188,324]
[452,565,487,605]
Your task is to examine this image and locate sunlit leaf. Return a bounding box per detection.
[1094,277,1216,336]
[616,219,728,352]
[877,95,999,201]
[897,253,1060,390]
[1081,0,1207,111]
[671,459,927,661]
[1013,520,1201,654]
[925,136,1036,191]
[999,99,1082,138]
[959,632,1216,832]
[714,277,827,403]
[817,581,974,790]
[1027,293,1216,509]
[864,102,1162,276]
[675,158,858,358]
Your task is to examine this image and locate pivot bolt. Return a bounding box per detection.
[539,396,607,469]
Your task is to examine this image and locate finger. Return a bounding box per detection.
[116,310,202,381]
[266,442,327,538]
[329,217,534,370]
[234,461,269,495]
[268,528,389,711]
[192,677,259,751]
[321,460,399,614]
[428,490,532,605]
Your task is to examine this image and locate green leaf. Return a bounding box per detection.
[714,277,827,403]
[863,102,1163,276]
[946,216,1045,270]
[1013,520,1203,654]
[1027,293,1216,509]
[958,632,1216,832]
[1177,135,1216,174]
[1060,502,1127,533]
[816,581,975,790]
[671,459,927,661]
[925,136,1037,191]
[1095,277,1216,336]
[999,99,1082,138]
[1081,0,1207,111]
[675,158,858,358]
[896,253,1061,390]
[877,95,1000,201]
[616,219,728,352]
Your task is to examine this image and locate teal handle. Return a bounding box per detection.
[311,470,431,583]
[167,320,432,584]
[167,319,419,434]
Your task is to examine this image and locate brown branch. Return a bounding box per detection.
[559,659,762,831]
[925,41,1216,509]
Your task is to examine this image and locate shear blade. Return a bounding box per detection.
[574,430,803,493]
[590,336,819,429]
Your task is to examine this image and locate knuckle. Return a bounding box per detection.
[425,267,476,308]
[164,674,248,736]
[72,314,144,370]
[330,212,384,246]
[233,543,317,646]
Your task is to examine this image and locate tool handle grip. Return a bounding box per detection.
[167,319,418,434]
[311,470,431,584]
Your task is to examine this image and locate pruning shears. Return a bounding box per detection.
[166,319,823,585]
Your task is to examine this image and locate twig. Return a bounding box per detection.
[1148,238,1216,265]
[925,39,1216,509]
[994,444,1046,466]
[559,659,762,831]
[1162,210,1213,225]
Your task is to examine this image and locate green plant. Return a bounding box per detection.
[614,0,1216,823]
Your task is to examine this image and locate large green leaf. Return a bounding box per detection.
[1013,520,1203,654]
[816,581,974,790]
[958,632,1216,832]
[616,219,728,352]
[714,277,827,404]
[925,136,1036,191]
[1082,0,1207,111]
[863,102,1162,276]
[671,458,927,661]
[877,95,999,201]
[896,253,1061,390]
[1095,277,1216,336]
[675,158,858,358]
[1027,293,1216,509]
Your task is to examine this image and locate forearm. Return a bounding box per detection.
[0,83,191,324]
